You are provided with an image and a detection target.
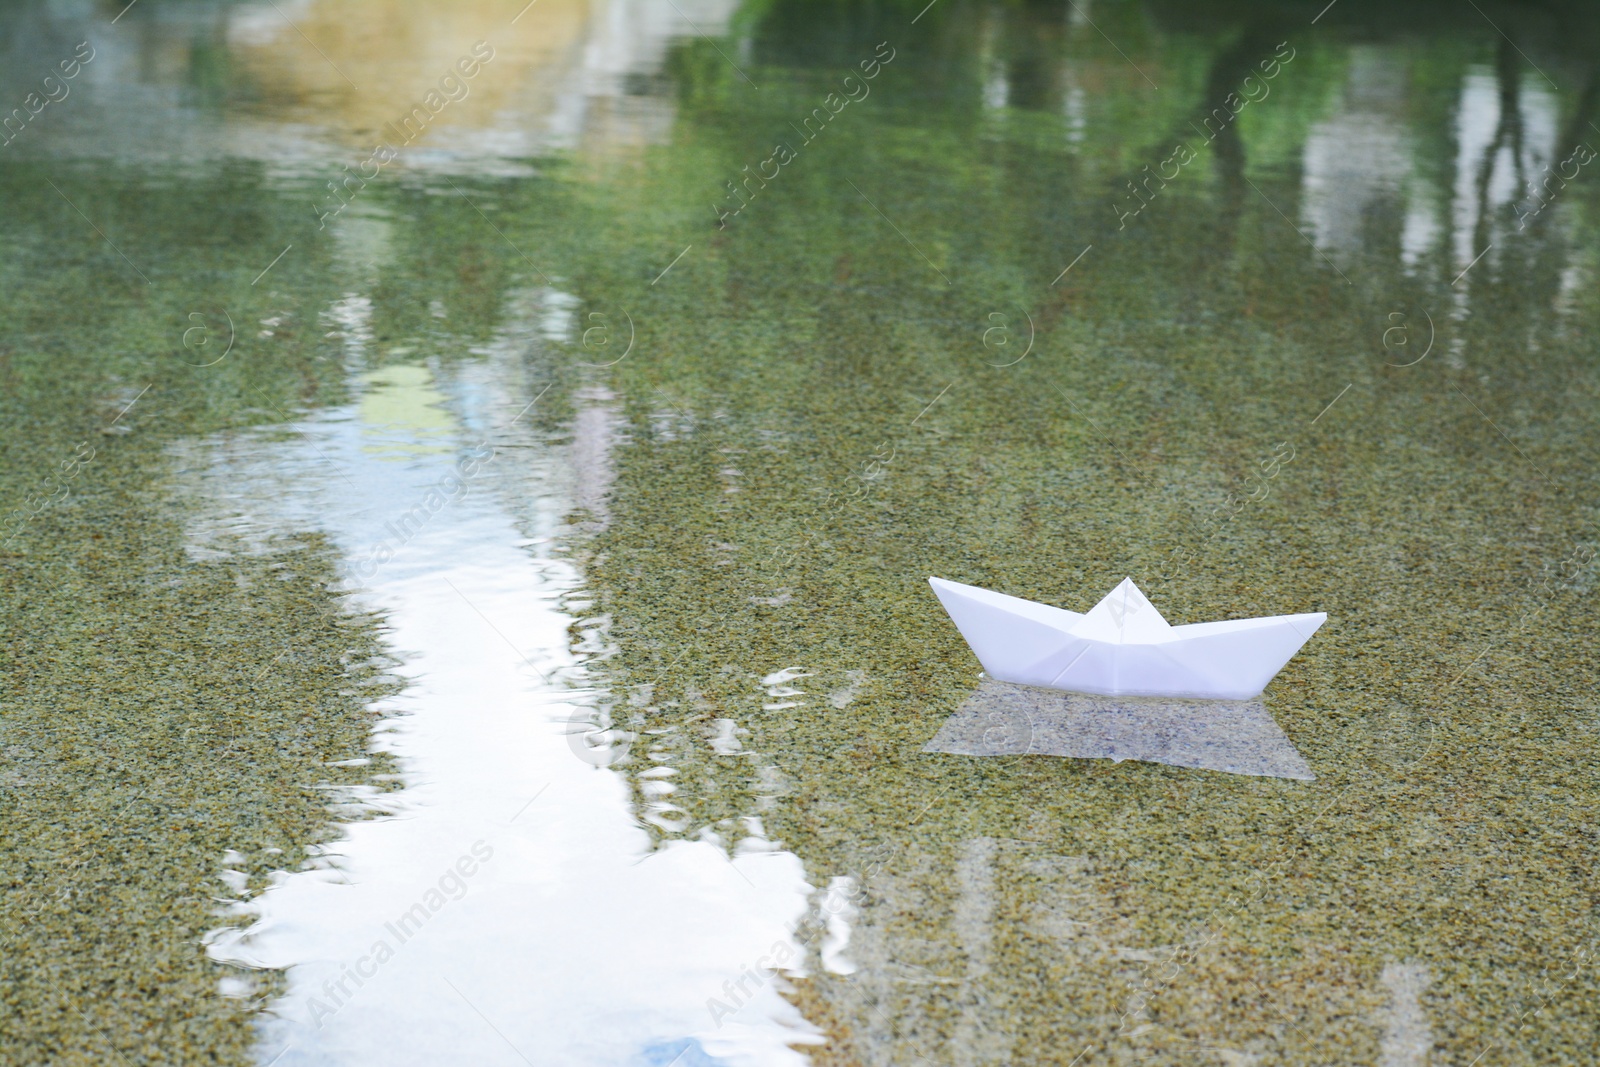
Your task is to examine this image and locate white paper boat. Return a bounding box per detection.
[929,576,1325,701]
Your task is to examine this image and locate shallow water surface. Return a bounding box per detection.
[179,350,816,1065]
[3,1,1600,1065]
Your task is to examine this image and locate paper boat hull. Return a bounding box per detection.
[929,577,1324,701]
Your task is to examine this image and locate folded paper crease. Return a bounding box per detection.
[929,576,1325,701]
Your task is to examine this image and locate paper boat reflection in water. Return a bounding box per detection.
[922,679,1315,780]
[929,576,1325,701]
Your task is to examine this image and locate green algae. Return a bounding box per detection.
[0,167,405,1065]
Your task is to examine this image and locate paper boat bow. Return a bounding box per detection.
[929,576,1325,701]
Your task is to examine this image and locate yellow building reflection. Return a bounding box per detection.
[224,0,594,149]
[224,0,743,160]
